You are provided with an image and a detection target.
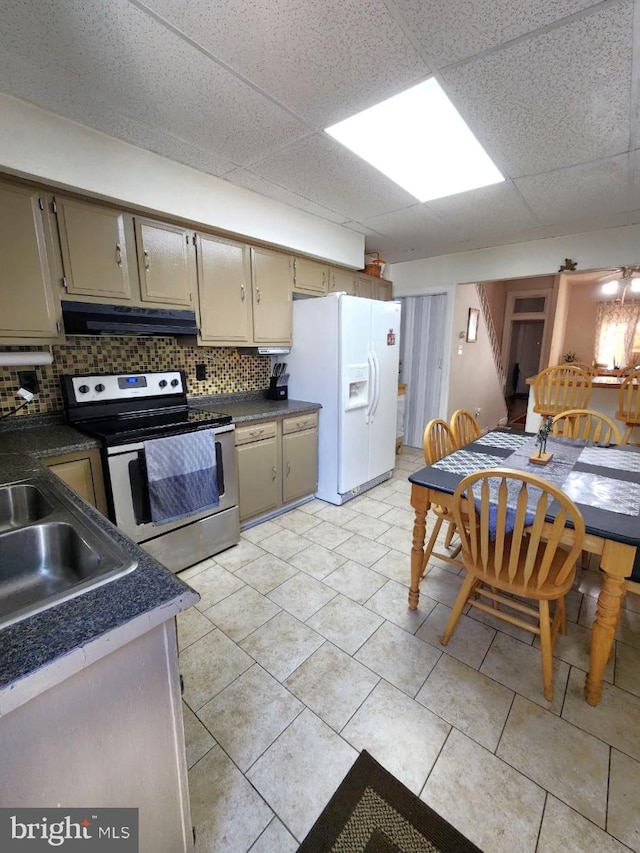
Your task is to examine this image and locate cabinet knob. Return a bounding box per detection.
[256,287,261,303]
[286,462,291,476]
[240,283,245,302]
[271,466,277,480]
[115,243,122,266]
[144,250,150,272]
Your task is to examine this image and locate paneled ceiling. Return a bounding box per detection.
[0,0,638,263]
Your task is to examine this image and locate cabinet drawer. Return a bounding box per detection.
[282,412,318,435]
[235,420,278,446]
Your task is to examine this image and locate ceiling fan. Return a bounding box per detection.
[602,266,640,303]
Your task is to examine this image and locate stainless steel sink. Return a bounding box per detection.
[0,479,137,629]
[0,484,54,533]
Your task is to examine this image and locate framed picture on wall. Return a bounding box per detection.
[466,308,479,343]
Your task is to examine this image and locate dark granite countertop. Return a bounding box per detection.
[189,391,321,423]
[0,425,199,708]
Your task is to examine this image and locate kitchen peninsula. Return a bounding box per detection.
[0,423,199,852]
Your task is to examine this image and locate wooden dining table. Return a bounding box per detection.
[408,429,640,706]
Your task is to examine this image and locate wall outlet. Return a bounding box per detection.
[195,363,206,381]
[17,370,39,394]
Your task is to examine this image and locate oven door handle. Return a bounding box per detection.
[129,451,152,525]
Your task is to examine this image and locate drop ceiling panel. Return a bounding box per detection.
[425,183,539,239]
[139,0,430,126]
[224,168,347,223]
[340,220,415,263]
[391,0,600,67]
[0,0,310,165]
[441,2,633,176]
[251,134,418,221]
[363,205,463,255]
[515,155,630,222]
[630,150,640,210]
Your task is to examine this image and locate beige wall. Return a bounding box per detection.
[561,281,600,365]
[448,284,507,430]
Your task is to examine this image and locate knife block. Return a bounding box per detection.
[266,378,288,400]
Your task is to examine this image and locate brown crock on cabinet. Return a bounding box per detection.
[0,180,62,343]
[43,448,108,516]
[235,413,318,524]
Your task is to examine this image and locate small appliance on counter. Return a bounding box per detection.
[266,362,288,400]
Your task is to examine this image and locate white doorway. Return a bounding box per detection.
[399,293,448,448]
[501,290,550,396]
[507,319,545,394]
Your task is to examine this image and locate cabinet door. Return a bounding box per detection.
[282,429,318,504]
[197,234,251,343]
[293,258,328,295]
[237,437,280,521]
[44,449,108,515]
[55,198,133,300]
[0,183,59,339]
[135,218,194,307]
[356,276,374,299]
[250,247,293,344]
[376,281,393,301]
[328,268,356,296]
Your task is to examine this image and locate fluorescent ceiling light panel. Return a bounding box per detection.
[325,78,504,203]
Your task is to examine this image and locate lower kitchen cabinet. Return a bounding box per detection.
[235,412,318,524]
[44,448,108,515]
[282,413,318,504]
[236,421,280,522]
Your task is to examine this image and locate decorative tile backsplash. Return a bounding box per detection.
[0,336,271,417]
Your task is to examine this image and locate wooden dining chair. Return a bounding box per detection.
[420,419,462,575]
[450,409,481,448]
[532,365,593,418]
[570,362,597,376]
[551,408,621,444]
[616,368,640,445]
[441,468,586,701]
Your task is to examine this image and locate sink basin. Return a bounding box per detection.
[0,479,137,630]
[0,484,54,533]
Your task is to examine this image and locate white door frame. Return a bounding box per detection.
[501,289,551,393]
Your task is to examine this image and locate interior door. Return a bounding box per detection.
[338,296,372,493]
[509,320,544,395]
[399,294,447,449]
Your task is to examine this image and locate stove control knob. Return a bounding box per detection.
[170,379,179,387]
[95,383,105,393]
[158,379,168,388]
[78,384,90,394]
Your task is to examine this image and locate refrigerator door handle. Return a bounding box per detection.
[365,349,375,423]
[370,347,381,420]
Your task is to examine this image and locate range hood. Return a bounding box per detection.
[61,301,198,337]
[237,346,291,356]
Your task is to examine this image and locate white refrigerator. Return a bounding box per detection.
[287,293,401,505]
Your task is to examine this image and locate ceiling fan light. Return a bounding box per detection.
[602,280,619,295]
[631,279,640,293]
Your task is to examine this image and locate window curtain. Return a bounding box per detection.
[594,302,640,368]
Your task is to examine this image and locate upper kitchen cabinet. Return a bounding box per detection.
[134,217,195,308]
[328,267,357,296]
[356,274,374,299]
[250,247,293,344]
[292,258,328,296]
[196,233,252,344]
[356,273,393,300]
[377,280,393,301]
[54,197,135,301]
[0,181,61,342]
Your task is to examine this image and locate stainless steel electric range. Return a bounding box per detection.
[62,370,239,572]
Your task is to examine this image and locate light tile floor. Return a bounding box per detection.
[177,446,640,853]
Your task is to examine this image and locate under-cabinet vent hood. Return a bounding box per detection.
[61,301,198,337]
[237,346,291,356]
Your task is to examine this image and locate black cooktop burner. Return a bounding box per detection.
[75,408,232,446]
